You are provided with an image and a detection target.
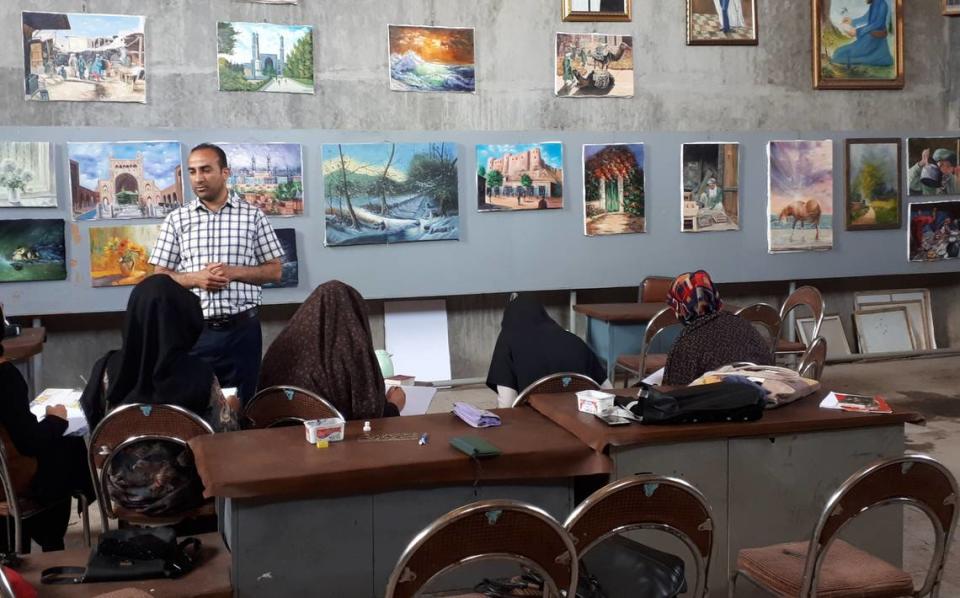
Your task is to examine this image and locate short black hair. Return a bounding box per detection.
[190,143,229,170]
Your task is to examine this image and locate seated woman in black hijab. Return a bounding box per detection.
[80,275,237,516]
[486,295,609,408]
[0,307,93,552]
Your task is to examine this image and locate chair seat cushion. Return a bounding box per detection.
[776,339,807,353]
[737,539,914,598]
[616,353,667,375]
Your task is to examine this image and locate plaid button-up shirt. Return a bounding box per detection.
[150,193,284,319]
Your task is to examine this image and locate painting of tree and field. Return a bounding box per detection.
[321,143,459,247]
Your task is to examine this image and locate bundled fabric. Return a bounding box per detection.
[617,381,766,425]
[452,402,501,428]
[691,363,820,408]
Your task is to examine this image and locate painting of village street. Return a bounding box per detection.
[477,143,564,211]
[583,143,645,236]
[0,219,66,283]
[220,143,304,216]
[322,143,460,247]
[88,224,159,288]
[218,21,314,94]
[682,143,740,232]
[555,33,633,98]
[0,142,57,208]
[22,12,146,103]
[768,140,834,253]
[388,25,476,93]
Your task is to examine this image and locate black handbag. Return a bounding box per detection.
[619,381,766,425]
[41,527,200,585]
[580,535,687,598]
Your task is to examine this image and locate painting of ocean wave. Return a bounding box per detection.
[388,25,476,93]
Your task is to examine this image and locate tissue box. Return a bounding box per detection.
[304,418,345,443]
[576,390,616,416]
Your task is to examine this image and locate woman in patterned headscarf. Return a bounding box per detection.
[662,270,773,385]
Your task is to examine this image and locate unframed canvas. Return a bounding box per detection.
[88,224,160,288]
[583,143,644,236]
[767,140,834,253]
[905,137,960,197]
[388,25,476,93]
[681,143,740,232]
[908,199,960,262]
[844,138,901,230]
[555,33,633,98]
[686,0,758,45]
[219,143,304,216]
[0,142,57,208]
[264,228,298,288]
[217,21,314,95]
[477,143,564,212]
[0,219,66,283]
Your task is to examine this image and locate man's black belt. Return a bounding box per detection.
[205,307,259,330]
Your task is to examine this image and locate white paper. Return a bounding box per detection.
[642,367,665,386]
[393,385,437,417]
[819,391,840,410]
[384,299,452,383]
[31,388,87,436]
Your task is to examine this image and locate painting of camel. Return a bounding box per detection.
[767,140,834,253]
[555,33,633,98]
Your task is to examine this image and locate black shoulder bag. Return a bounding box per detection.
[618,381,766,425]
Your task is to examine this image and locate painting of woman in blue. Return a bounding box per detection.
[831,0,893,67]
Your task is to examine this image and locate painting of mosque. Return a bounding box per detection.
[583,143,645,236]
[217,21,314,94]
[681,143,740,232]
[477,143,564,211]
[67,141,184,221]
[0,142,57,208]
[0,219,66,283]
[88,224,160,288]
[220,143,304,216]
[686,0,758,45]
[322,143,459,246]
[388,25,475,93]
[263,228,299,288]
[813,0,903,89]
[767,140,834,253]
[22,12,146,103]
[555,33,633,98]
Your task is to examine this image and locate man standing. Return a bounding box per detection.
[150,143,284,405]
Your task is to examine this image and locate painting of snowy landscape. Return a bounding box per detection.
[322,143,460,247]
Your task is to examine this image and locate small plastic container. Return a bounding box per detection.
[304,418,345,443]
[576,390,616,416]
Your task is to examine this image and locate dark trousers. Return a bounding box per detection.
[192,315,262,406]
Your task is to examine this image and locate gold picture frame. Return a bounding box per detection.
[944,0,960,16]
[562,0,631,22]
[812,0,904,90]
[685,0,759,46]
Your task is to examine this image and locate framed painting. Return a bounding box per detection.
[583,143,645,236]
[562,0,631,22]
[681,142,740,232]
[812,0,903,90]
[908,199,960,262]
[767,140,834,253]
[686,0,758,45]
[844,138,901,230]
[477,143,564,212]
[263,228,298,288]
[906,137,960,197]
[944,0,960,16]
[555,33,633,98]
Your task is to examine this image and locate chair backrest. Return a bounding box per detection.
[564,475,714,598]
[796,336,827,381]
[639,306,681,374]
[243,385,345,429]
[800,454,958,598]
[734,303,782,349]
[639,276,674,303]
[87,403,214,521]
[384,499,578,598]
[779,286,825,340]
[511,372,600,408]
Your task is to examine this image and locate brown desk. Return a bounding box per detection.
[1,327,45,398]
[191,409,611,596]
[573,303,670,381]
[573,302,665,322]
[527,389,921,595]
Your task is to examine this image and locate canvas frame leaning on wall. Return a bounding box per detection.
[561,0,631,22]
[811,0,904,90]
[844,138,902,231]
[686,0,759,46]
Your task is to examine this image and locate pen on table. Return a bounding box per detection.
[418,433,429,446]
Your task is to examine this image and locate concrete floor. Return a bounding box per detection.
[58,356,960,591]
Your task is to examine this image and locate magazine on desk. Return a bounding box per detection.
[820,392,893,414]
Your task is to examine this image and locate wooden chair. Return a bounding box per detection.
[776,286,824,357]
[731,454,957,598]
[639,276,675,303]
[565,474,714,597]
[511,372,600,408]
[796,337,827,381]
[384,499,578,598]
[615,306,680,387]
[87,404,214,534]
[243,385,344,429]
[735,303,782,351]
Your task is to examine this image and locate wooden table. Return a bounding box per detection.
[191,409,611,597]
[528,388,923,596]
[573,303,678,381]
[1,327,45,397]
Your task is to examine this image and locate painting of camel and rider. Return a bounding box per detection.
[768,140,834,253]
[813,0,903,90]
[555,33,633,98]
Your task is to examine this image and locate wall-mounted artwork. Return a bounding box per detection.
[555,33,633,98]
[477,143,564,212]
[686,0,758,45]
[906,137,959,197]
[322,143,459,246]
[908,200,960,262]
[388,25,475,93]
[0,219,66,283]
[88,224,160,288]
[264,228,298,288]
[562,0,631,22]
[0,142,57,208]
[812,0,903,90]
[220,143,304,216]
[217,21,314,94]
[943,0,960,16]
[681,143,740,232]
[22,12,146,103]
[767,140,834,253]
[845,138,901,230]
[583,143,645,236]
[68,141,183,221]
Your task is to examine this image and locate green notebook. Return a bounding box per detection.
[450,436,502,458]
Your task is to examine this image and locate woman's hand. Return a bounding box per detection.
[45,404,68,420]
[386,387,406,413]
